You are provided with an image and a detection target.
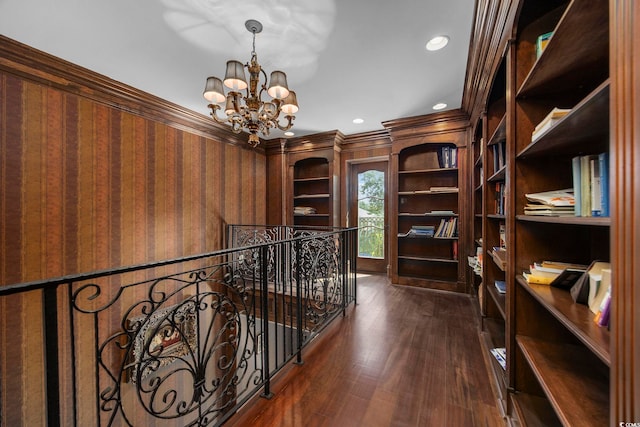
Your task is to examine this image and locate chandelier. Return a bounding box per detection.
[203,19,299,147]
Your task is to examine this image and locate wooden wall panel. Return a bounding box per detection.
[611,0,640,422]
[0,38,266,426]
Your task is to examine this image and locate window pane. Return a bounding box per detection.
[357,170,384,259]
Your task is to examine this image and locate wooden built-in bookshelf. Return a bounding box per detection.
[385,111,469,293]
[505,0,612,425]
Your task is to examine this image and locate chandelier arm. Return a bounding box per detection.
[276,115,294,131]
[258,68,269,99]
[207,104,228,125]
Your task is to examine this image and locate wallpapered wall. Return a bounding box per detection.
[0,47,266,425]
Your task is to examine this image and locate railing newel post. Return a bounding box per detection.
[43,285,61,427]
[295,238,304,365]
[260,244,274,399]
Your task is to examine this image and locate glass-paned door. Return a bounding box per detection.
[349,161,388,273]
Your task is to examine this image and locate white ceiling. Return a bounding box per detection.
[0,0,476,139]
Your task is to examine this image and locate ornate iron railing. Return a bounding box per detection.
[0,225,357,427]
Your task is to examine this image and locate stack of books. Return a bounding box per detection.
[524,189,575,216]
[531,107,571,142]
[522,260,588,286]
[294,206,316,215]
[398,225,435,238]
[429,186,459,193]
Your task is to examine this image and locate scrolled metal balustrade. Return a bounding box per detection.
[0,225,357,427]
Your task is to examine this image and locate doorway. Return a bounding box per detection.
[348,160,388,274]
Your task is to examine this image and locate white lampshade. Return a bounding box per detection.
[203,77,225,103]
[267,71,290,99]
[224,93,238,116]
[223,60,248,91]
[281,91,299,115]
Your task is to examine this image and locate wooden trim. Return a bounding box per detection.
[0,35,252,149]
[610,0,640,422]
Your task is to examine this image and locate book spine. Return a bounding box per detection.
[590,158,602,216]
[580,155,592,217]
[572,156,582,216]
[599,152,609,217]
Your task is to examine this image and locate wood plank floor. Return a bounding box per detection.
[226,274,505,427]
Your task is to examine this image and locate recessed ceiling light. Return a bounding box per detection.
[284,131,295,137]
[426,35,449,51]
[353,118,364,124]
[433,103,447,110]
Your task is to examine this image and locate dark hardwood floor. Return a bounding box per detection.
[226,274,505,427]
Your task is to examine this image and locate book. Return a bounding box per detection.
[524,205,574,216]
[591,267,611,314]
[572,156,582,216]
[523,271,556,285]
[524,189,575,207]
[590,157,602,216]
[491,247,507,270]
[429,186,459,193]
[594,286,611,327]
[494,280,506,294]
[549,267,588,289]
[539,261,589,271]
[587,261,611,313]
[439,146,454,168]
[599,152,609,216]
[581,155,595,216]
[536,31,554,59]
[490,347,506,370]
[531,107,570,141]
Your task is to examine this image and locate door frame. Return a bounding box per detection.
[346,157,389,275]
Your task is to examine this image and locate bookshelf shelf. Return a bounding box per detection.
[398,212,458,217]
[480,318,507,400]
[487,214,505,220]
[398,255,458,263]
[489,249,506,272]
[487,165,506,182]
[516,215,610,227]
[516,276,611,365]
[294,194,330,199]
[487,114,507,146]
[510,392,562,427]
[293,176,329,183]
[516,336,609,427]
[517,81,610,159]
[517,1,609,98]
[487,283,506,320]
[398,167,458,175]
[398,190,459,196]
